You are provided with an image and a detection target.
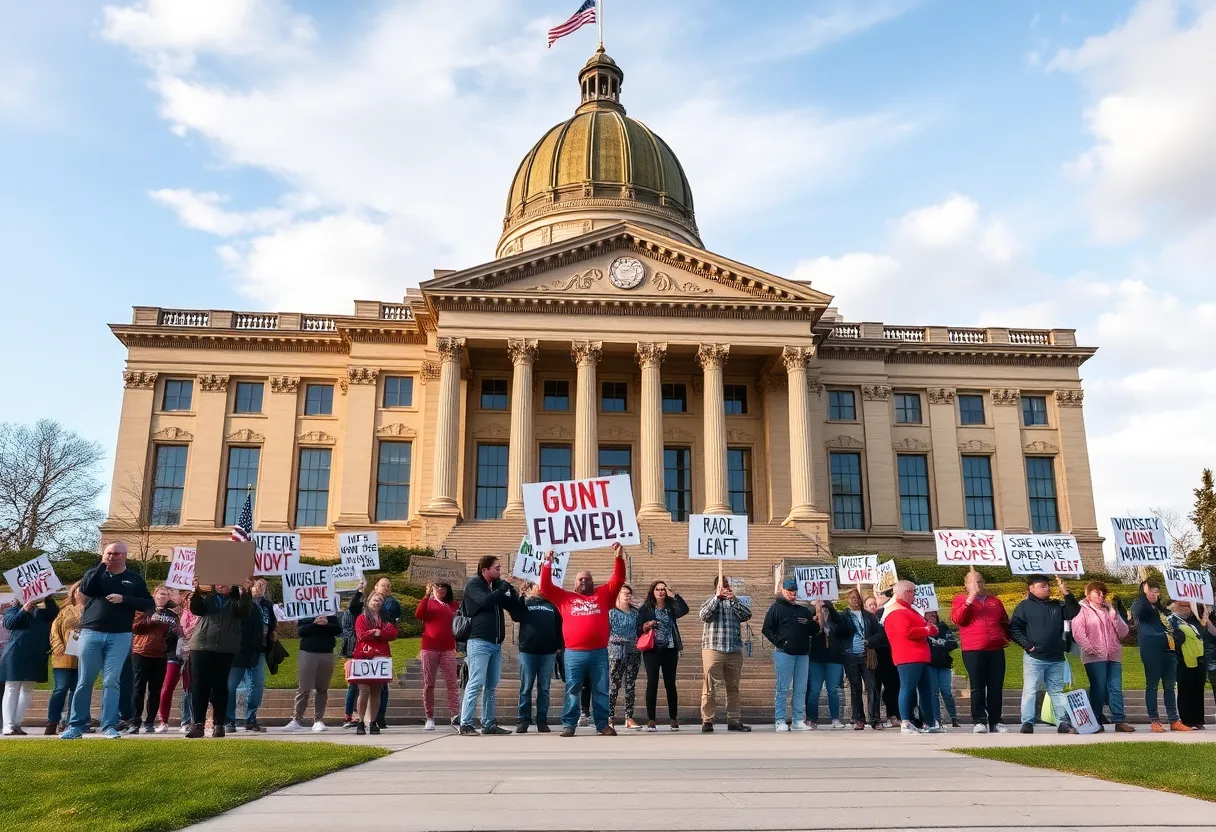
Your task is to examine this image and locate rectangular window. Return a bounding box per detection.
[542,380,570,411]
[223,446,260,527]
[480,379,508,410]
[664,447,692,521]
[295,448,332,527]
[161,379,193,412]
[538,445,572,482]
[383,376,414,408]
[897,454,931,532]
[1026,457,1060,533]
[598,446,631,478]
[829,451,864,531]
[958,394,985,426]
[723,384,748,415]
[661,383,687,414]
[962,456,996,529]
[474,443,508,519]
[894,393,922,424]
[828,390,856,421]
[304,384,334,416]
[233,381,264,414]
[375,441,412,522]
[601,381,628,412]
[727,448,754,517]
[150,445,188,526]
[1022,395,1048,426]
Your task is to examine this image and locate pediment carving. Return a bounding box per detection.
[1024,440,1059,454]
[225,428,263,444]
[726,429,754,443]
[825,435,864,449]
[377,423,417,439]
[536,425,574,440]
[298,430,336,445]
[958,439,996,453]
[893,437,930,452]
[601,426,638,442]
[152,426,193,442]
[472,423,510,439]
[664,427,697,442]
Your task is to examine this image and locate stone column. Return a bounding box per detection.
[105,371,159,526]
[698,343,731,514]
[503,339,538,517]
[991,388,1031,531]
[336,369,378,526]
[860,384,900,534]
[636,342,667,518]
[183,374,230,526]
[259,376,301,530]
[1055,389,1097,534]
[782,346,818,522]
[426,337,465,515]
[571,341,603,479]
[927,387,965,528]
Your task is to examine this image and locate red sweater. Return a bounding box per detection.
[540,556,625,651]
[883,600,937,665]
[414,597,459,652]
[950,593,1011,652]
[353,614,398,659]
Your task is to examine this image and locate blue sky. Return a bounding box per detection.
[2,0,1213,554]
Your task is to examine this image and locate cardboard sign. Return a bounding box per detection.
[1063,688,1100,734]
[688,514,748,560]
[523,474,639,553]
[194,540,255,586]
[512,537,569,586]
[65,629,83,658]
[1164,566,1214,605]
[338,531,380,571]
[875,559,898,594]
[345,657,393,682]
[837,554,878,586]
[913,583,939,614]
[1005,534,1082,576]
[406,556,467,587]
[3,555,63,604]
[164,547,197,591]
[934,529,1006,566]
[1111,517,1170,566]
[251,532,300,576]
[279,566,337,620]
[795,565,839,602]
[332,562,363,593]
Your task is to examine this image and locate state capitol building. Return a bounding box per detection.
[101,49,1102,570]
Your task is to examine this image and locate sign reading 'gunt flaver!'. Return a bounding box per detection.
[523,475,639,553]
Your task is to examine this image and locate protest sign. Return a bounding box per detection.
[65,628,83,658]
[934,529,1006,566]
[194,540,255,586]
[512,537,569,585]
[794,566,839,602]
[279,566,338,620]
[332,562,363,593]
[1111,517,1170,566]
[406,556,467,587]
[913,584,939,614]
[837,554,877,586]
[1164,566,1214,605]
[523,474,639,553]
[338,531,379,571]
[345,657,393,682]
[688,514,748,560]
[272,603,288,621]
[728,577,746,593]
[1005,534,1082,576]
[251,532,300,576]
[875,560,898,594]
[164,547,197,591]
[1063,689,1100,734]
[2,555,63,605]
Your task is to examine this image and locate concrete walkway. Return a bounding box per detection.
[169,725,1215,831]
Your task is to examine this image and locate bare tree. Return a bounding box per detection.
[1150,506,1198,565]
[0,420,105,553]
[107,470,175,574]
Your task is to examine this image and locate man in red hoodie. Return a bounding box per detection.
[950,570,1011,734]
[883,580,944,734]
[540,541,626,737]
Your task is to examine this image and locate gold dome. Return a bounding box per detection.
[497,48,701,257]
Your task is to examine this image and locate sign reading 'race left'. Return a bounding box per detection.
[523,475,639,553]
[279,566,337,620]
[688,515,748,560]
[338,532,379,571]
[3,555,63,604]
[252,532,300,576]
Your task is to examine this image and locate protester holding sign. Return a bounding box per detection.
[1070,581,1133,732]
[1132,580,1189,732]
[367,577,401,730]
[460,556,524,736]
[129,587,179,734]
[513,582,564,733]
[883,581,944,734]
[415,583,461,732]
[1,593,58,735]
[951,571,1011,734]
[1010,575,1081,734]
[184,581,254,739]
[285,610,342,734]
[636,580,689,732]
[699,577,752,733]
[806,599,848,729]
[924,611,960,728]
[45,582,82,734]
[352,592,398,736]
[225,578,276,733]
[763,579,816,731]
[839,589,884,730]
[1171,602,1208,730]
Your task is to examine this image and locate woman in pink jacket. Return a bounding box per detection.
[1070,580,1132,733]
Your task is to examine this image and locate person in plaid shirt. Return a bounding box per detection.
[698,577,752,732]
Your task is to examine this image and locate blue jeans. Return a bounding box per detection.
[561,648,609,730]
[897,663,939,725]
[68,630,133,732]
[461,639,502,728]
[773,651,809,724]
[48,668,78,726]
[345,683,358,719]
[1083,660,1125,722]
[518,652,556,724]
[1021,654,1070,726]
[928,666,958,722]
[1140,648,1178,722]
[226,660,266,723]
[806,661,843,722]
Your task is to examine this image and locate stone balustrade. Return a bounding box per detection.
[381,304,414,321]
[159,310,209,327]
[132,305,422,333]
[825,322,1071,347]
[234,312,278,330]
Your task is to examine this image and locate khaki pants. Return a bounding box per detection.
[701,649,744,722]
[293,651,335,723]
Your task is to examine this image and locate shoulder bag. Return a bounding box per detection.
[451,597,473,642]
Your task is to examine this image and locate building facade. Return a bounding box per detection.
[101,50,1102,565]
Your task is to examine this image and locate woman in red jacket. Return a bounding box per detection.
[414,582,460,732]
[949,571,1011,734]
[353,593,398,736]
[883,581,944,734]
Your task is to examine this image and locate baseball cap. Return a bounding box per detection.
[781,578,797,591]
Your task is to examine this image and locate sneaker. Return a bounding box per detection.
[126,722,141,735]
[900,721,918,735]
[245,722,266,734]
[59,727,84,740]
[185,724,206,739]
[1020,723,1034,734]
[312,721,327,733]
[888,717,900,729]
[1058,723,1079,735]
[536,722,551,733]
[727,721,751,732]
[597,726,617,736]
[701,721,714,733]
[1151,721,1166,733]
[515,722,529,734]
[951,720,961,728]
[374,718,387,731]
[424,719,436,732]
[459,723,479,736]
[994,724,1010,733]
[356,724,366,736]
[102,728,122,739]
[369,723,380,735]
[775,721,791,732]
[927,723,947,734]
[117,720,130,732]
[44,724,58,736]
[1170,721,1193,732]
[560,726,576,737]
[450,716,461,729]
[791,720,812,732]
[341,720,355,730]
[853,720,865,731]
[224,721,237,733]
[179,723,192,735]
[1,728,14,736]
[213,725,225,738]
[831,719,846,730]
[669,720,680,732]
[482,725,511,735]
[578,714,590,727]
[283,720,305,732]
[1115,722,1135,733]
[625,718,639,730]
[973,724,989,734]
[153,722,167,734]
[645,721,657,732]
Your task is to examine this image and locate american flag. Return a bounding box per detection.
[231,493,252,543]
[548,0,597,48]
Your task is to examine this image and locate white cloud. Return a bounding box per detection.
[148,189,316,236]
[738,0,921,61]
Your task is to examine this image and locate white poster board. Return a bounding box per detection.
[1163,566,1214,605]
[1063,688,1100,734]
[279,566,337,620]
[837,554,878,586]
[875,559,899,594]
[1005,534,1083,576]
[913,583,939,614]
[3,555,63,604]
[523,474,639,553]
[1111,517,1170,566]
[164,547,197,591]
[332,562,363,593]
[795,566,839,602]
[512,537,569,586]
[688,514,748,560]
[338,531,380,571]
[65,629,83,658]
[345,656,393,682]
[934,529,1007,566]
[251,532,300,576]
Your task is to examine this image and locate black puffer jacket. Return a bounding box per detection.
[461,575,522,644]
[762,597,819,656]
[1010,592,1080,662]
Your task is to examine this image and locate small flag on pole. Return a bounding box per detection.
[231,493,252,543]
[548,0,597,48]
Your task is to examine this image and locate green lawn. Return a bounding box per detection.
[954,742,1216,803]
[950,644,1147,690]
[0,741,387,832]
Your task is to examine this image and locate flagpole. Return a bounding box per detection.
[598,0,604,48]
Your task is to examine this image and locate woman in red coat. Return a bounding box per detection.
[414,582,460,731]
[352,593,398,736]
[883,581,943,734]
[950,571,1012,733]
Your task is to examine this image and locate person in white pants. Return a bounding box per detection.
[2,594,61,735]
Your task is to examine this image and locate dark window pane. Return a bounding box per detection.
[475,443,509,519]
[829,452,864,530]
[664,447,692,521]
[601,381,627,412]
[897,454,931,532]
[1026,456,1060,533]
[958,394,985,426]
[295,448,331,527]
[162,379,193,412]
[962,456,996,529]
[1022,395,1048,426]
[727,448,753,517]
[383,376,414,408]
[661,383,687,414]
[828,390,856,421]
[234,382,264,414]
[151,445,188,526]
[543,380,570,412]
[723,384,748,415]
[894,393,922,424]
[223,446,260,526]
[481,379,508,410]
[304,384,334,416]
[375,441,412,521]
[598,446,631,478]
[539,445,572,482]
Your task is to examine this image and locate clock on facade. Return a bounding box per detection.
[608,256,647,289]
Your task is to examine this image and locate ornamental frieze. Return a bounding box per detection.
[122,371,158,389]
[958,439,997,453]
[151,426,193,442]
[377,423,417,438]
[893,437,930,452]
[862,384,891,401]
[652,272,713,295]
[225,428,264,444]
[198,374,230,392]
[825,435,865,449]
[270,376,300,394]
[348,367,379,385]
[472,423,510,439]
[527,268,604,292]
[420,360,442,383]
[991,388,1021,406]
[927,387,956,405]
[1055,389,1084,408]
[1024,440,1059,454]
[298,430,336,445]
